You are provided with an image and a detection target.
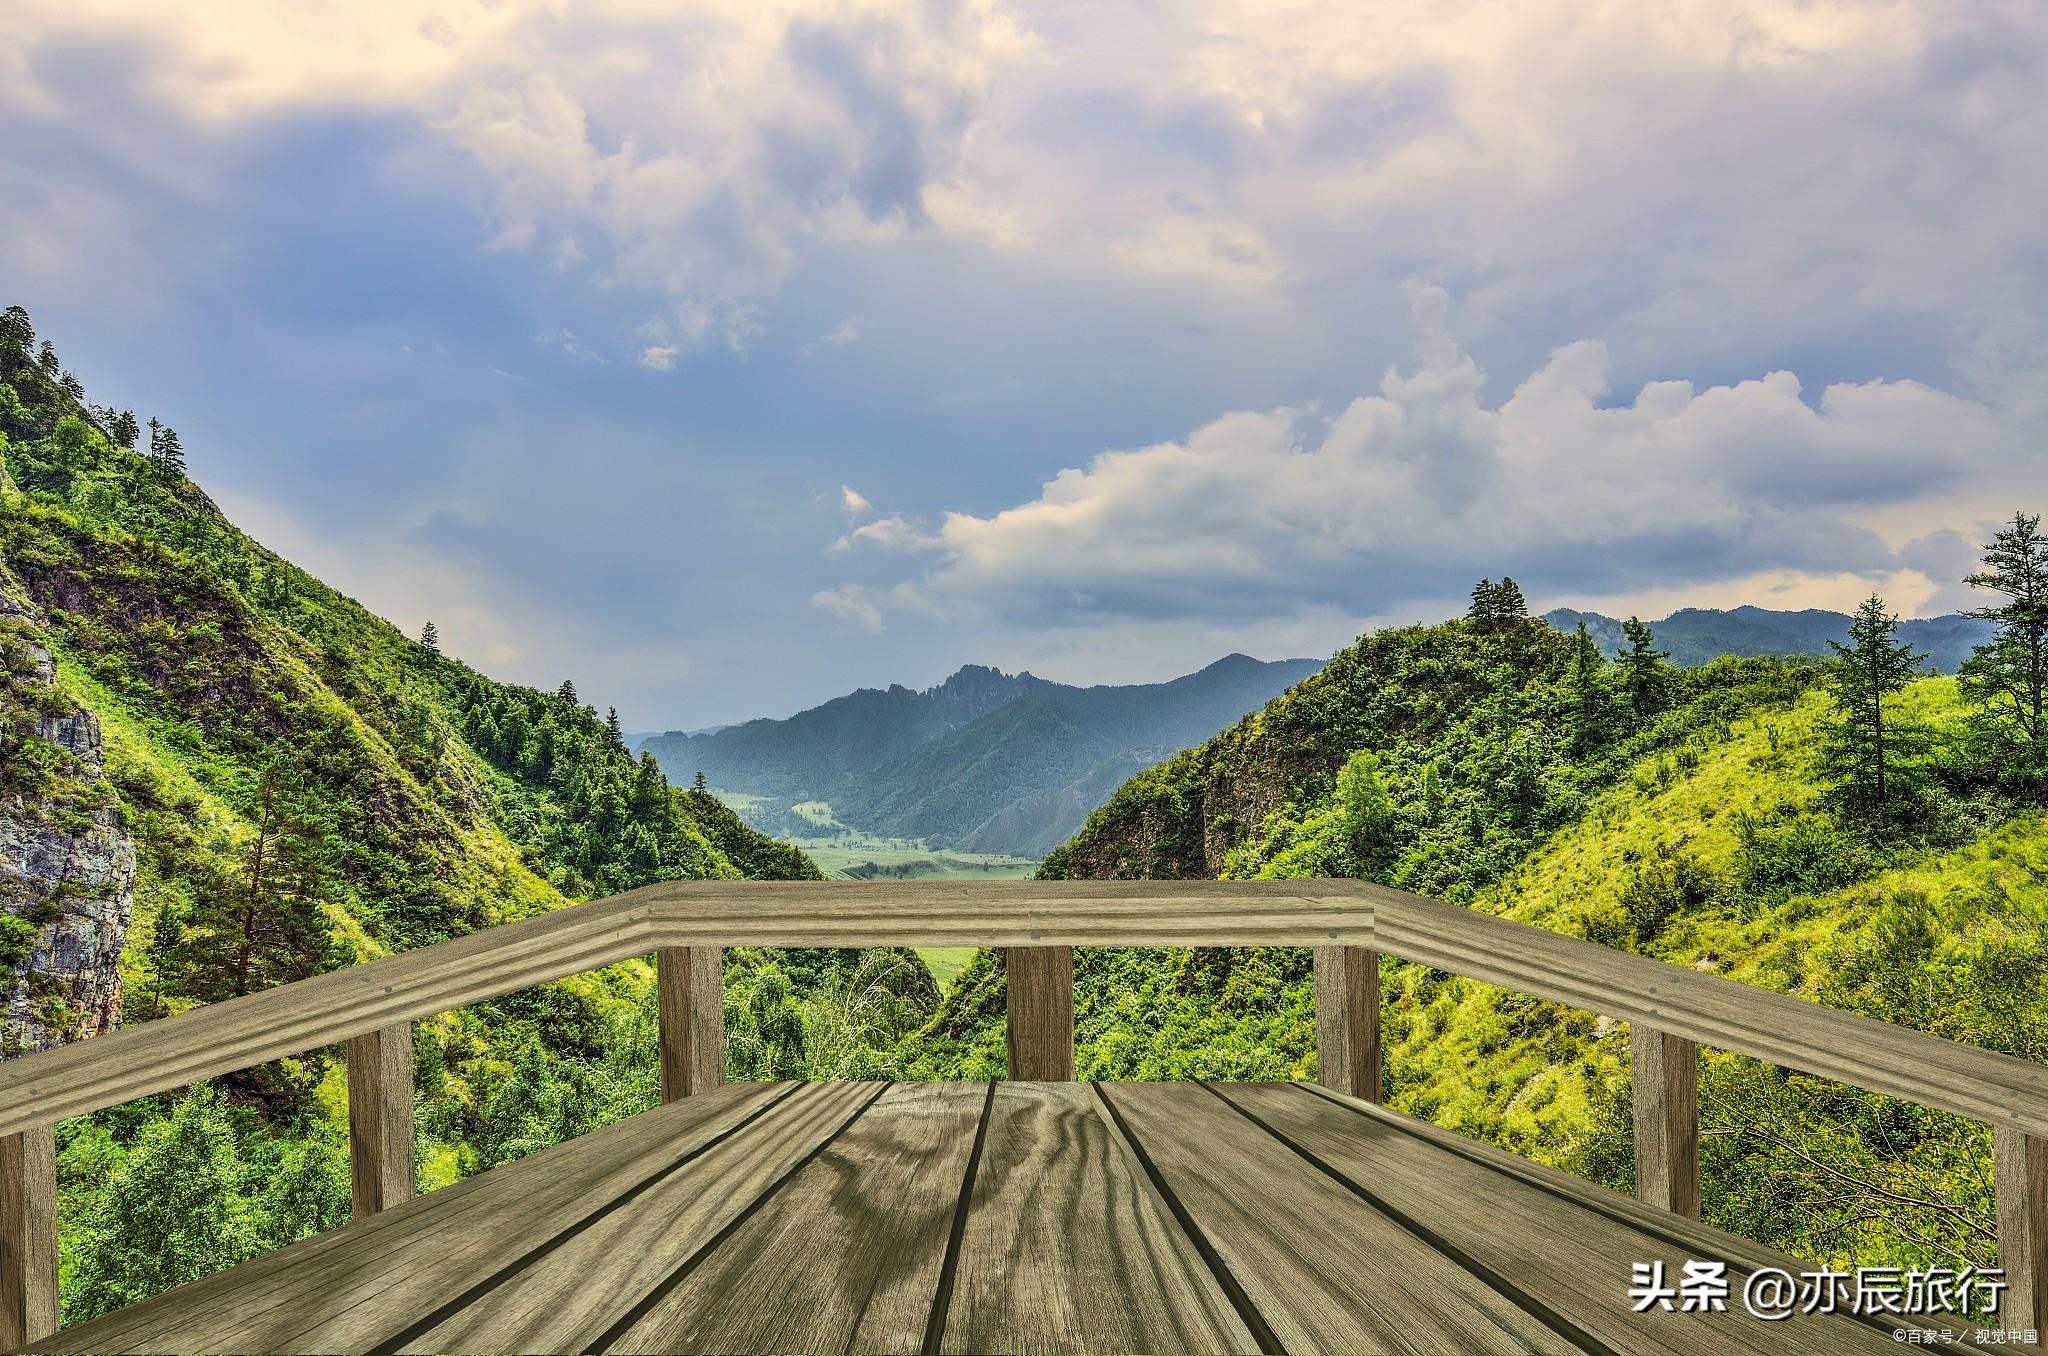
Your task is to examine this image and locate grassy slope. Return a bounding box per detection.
[915,630,2041,1272]
[0,334,833,1316]
[1385,676,2043,1268]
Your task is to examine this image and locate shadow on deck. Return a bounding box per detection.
[39,1081,1905,1356]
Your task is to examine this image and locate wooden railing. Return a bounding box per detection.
[3,878,2046,1349]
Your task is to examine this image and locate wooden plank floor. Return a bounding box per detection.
[37,1082,1918,1356]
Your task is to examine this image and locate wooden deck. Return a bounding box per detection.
[38,1080,1911,1356]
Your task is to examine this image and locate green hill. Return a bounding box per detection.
[912,606,2043,1278]
[641,653,1324,855]
[0,308,908,1323]
[8,300,2041,1313]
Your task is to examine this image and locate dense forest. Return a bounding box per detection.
[0,308,928,1321]
[6,302,2047,1319]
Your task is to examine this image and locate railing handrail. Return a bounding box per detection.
[0,880,1371,1136]
[2,877,2046,1137]
[8,876,2048,1348]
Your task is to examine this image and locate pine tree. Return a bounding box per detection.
[1822,594,1926,816]
[692,770,709,793]
[631,753,669,819]
[605,707,624,747]
[1467,576,1529,634]
[169,760,346,1001]
[37,340,58,375]
[151,425,185,475]
[1565,620,1615,748]
[1492,576,1529,623]
[110,409,140,449]
[1619,617,1670,721]
[0,305,32,358]
[1467,578,1499,628]
[419,621,440,654]
[1959,511,2048,805]
[556,679,579,707]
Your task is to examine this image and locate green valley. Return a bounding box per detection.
[724,797,1039,882]
[7,300,2047,1326]
[641,654,1326,858]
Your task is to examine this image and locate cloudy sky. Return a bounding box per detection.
[4,1,2043,727]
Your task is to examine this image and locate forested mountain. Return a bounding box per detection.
[898,571,2047,1285]
[1549,604,1991,671]
[640,653,1323,855]
[10,298,2044,1322]
[0,307,883,1323]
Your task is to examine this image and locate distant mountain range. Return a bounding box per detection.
[641,604,1990,859]
[638,654,1324,856]
[1545,605,1992,673]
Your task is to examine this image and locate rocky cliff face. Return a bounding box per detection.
[0,576,136,1055]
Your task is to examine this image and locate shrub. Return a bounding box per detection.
[1618,849,1719,945]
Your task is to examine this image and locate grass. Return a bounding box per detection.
[800,841,1040,881]
[707,792,1040,881]
[916,947,981,990]
[1382,676,2025,1172]
[787,800,840,828]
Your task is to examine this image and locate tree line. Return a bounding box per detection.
[1476,516,2048,824]
[0,307,184,476]
[1815,513,2045,817]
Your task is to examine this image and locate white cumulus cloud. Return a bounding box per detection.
[836,290,2013,627]
[809,583,886,632]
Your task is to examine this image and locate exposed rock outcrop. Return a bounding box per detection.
[0,577,136,1055]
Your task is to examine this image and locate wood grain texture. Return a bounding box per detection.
[0,882,1376,1138]
[1631,1026,1700,1220]
[0,891,655,1138]
[939,1083,1257,1355]
[1097,1081,1573,1354]
[1367,884,2048,1137]
[10,873,2048,1171]
[1292,1079,1890,1281]
[348,1023,416,1220]
[1005,947,1073,1081]
[658,946,725,1101]
[0,1124,57,1352]
[1313,946,1381,1102]
[637,878,1381,948]
[606,1081,987,1355]
[1996,1127,2048,1341]
[404,1081,883,1355]
[1217,1083,1901,1356]
[28,1083,1954,1356]
[32,1082,786,1356]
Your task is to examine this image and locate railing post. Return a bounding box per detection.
[1631,1025,1700,1219]
[1,1123,58,1350]
[1996,1127,2048,1338]
[1005,946,1074,1081]
[659,946,725,1101]
[347,1022,415,1221]
[1314,946,1383,1102]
